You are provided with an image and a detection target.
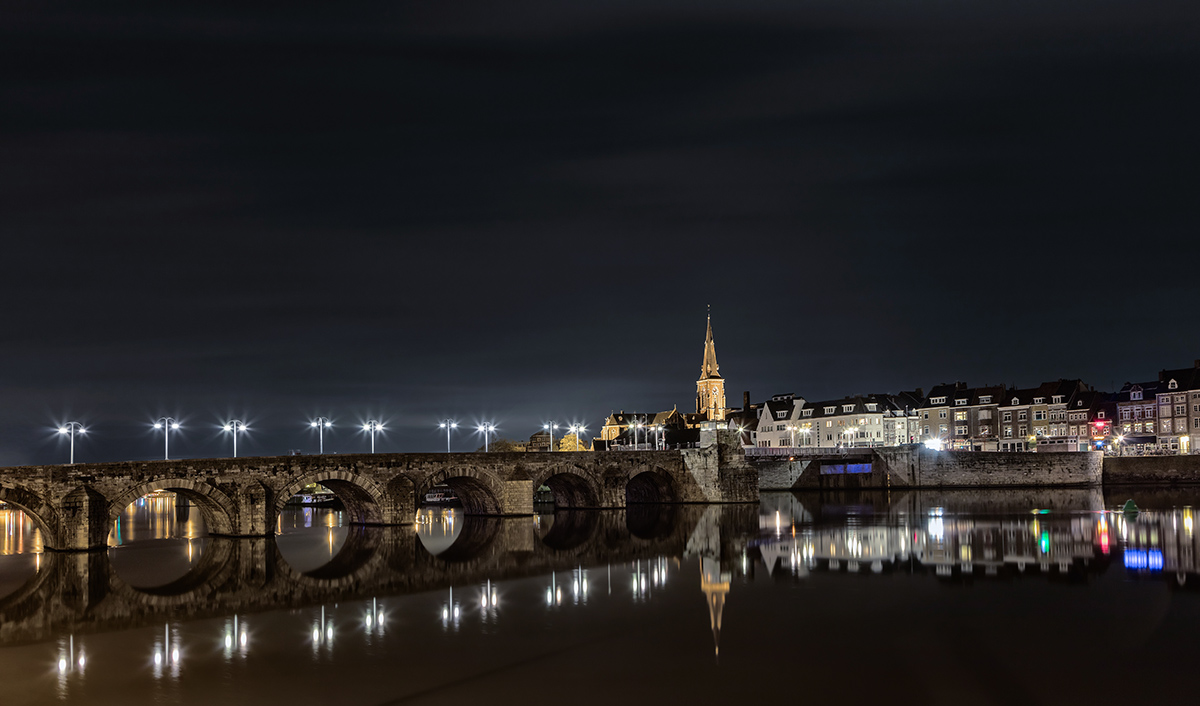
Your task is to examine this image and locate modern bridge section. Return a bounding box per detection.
[0,430,757,550]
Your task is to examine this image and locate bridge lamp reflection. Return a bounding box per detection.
[57,422,86,464]
[546,572,563,606]
[221,420,248,458]
[441,587,462,629]
[362,420,384,453]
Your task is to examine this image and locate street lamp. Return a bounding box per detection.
[477,423,496,452]
[310,418,333,454]
[543,422,559,452]
[567,424,588,452]
[362,420,384,454]
[632,420,644,450]
[152,417,181,460]
[221,420,248,458]
[437,420,458,453]
[57,422,86,464]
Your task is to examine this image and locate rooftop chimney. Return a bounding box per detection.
[743,391,750,410]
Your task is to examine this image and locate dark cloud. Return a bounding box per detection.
[0,0,1196,463]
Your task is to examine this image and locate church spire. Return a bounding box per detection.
[700,306,720,380]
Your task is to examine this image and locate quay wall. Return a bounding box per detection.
[1103,455,1200,485]
[755,447,1103,490]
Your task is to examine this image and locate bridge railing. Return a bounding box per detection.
[745,446,875,458]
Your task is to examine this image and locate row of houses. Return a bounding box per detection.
[749,360,1200,454]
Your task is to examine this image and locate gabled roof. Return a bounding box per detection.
[1158,364,1200,393]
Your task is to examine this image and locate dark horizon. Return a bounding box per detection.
[2,0,1197,465]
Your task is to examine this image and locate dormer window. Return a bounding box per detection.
[1098,411,1106,418]
[1052,396,1064,404]
[955,399,967,406]
[824,406,836,414]
[776,410,787,419]
[1012,398,1019,405]
[1033,397,1045,405]
[1169,379,1179,390]
[1131,389,1143,401]
[802,409,813,417]
[930,397,946,405]
[866,403,877,411]
[842,404,854,413]
[980,396,992,404]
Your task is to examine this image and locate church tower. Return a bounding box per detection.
[696,310,727,421]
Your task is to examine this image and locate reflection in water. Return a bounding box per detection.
[277,507,348,574]
[0,507,44,601]
[10,492,1200,703]
[416,507,463,556]
[107,493,210,590]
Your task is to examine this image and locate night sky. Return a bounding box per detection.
[1,0,1197,464]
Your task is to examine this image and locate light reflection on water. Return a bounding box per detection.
[6,491,1200,704]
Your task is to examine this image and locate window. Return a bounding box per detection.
[1004,427,1013,438]
[824,406,835,414]
[826,421,833,428]
[866,403,877,412]
[1146,422,1155,433]
[955,399,967,406]
[923,426,930,435]
[1176,405,1187,416]
[1033,397,1045,405]
[1163,419,1173,433]
[1169,379,1179,390]
[1019,425,1027,435]
[1018,411,1028,421]
[1098,411,1105,418]
[1177,395,1187,403]
[1161,405,1172,417]
[923,412,929,420]
[1003,411,1012,422]
[980,425,991,436]
[939,411,948,419]
[1131,389,1143,401]
[1194,419,1200,429]
[1034,410,1046,421]
[931,397,946,405]
[939,424,947,434]
[803,409,813,417]
[955,426,968,435]
[955,411,968,421]
[1011,398,1019,405]
[980,396,992,404]
[1052,395,1064,404]
[979,410,992,420]
[776,410,787,419]
[843,405,854,413]
[1146,407,1156,417]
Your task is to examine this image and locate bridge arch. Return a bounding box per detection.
[0,485,57,548]
[275,471,386,526]
[625,468,679,505]
[532,465,601,509]
[108,538,236,603]
[108,479,236,536]
[418,468,503,516]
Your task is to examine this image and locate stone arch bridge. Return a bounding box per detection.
[0,431,756,551]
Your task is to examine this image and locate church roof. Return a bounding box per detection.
[700,312,721,380]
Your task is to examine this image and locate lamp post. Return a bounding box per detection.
[477,423,496,452]
[221,420,248,458]
[58,422,86,464]
[633,421,644,450]
[362,420,384,454]
[437,420,458,453]
[543,422,559,452]
[310,418,332,454]
[152,417,181,460]
[567,424,588,452]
